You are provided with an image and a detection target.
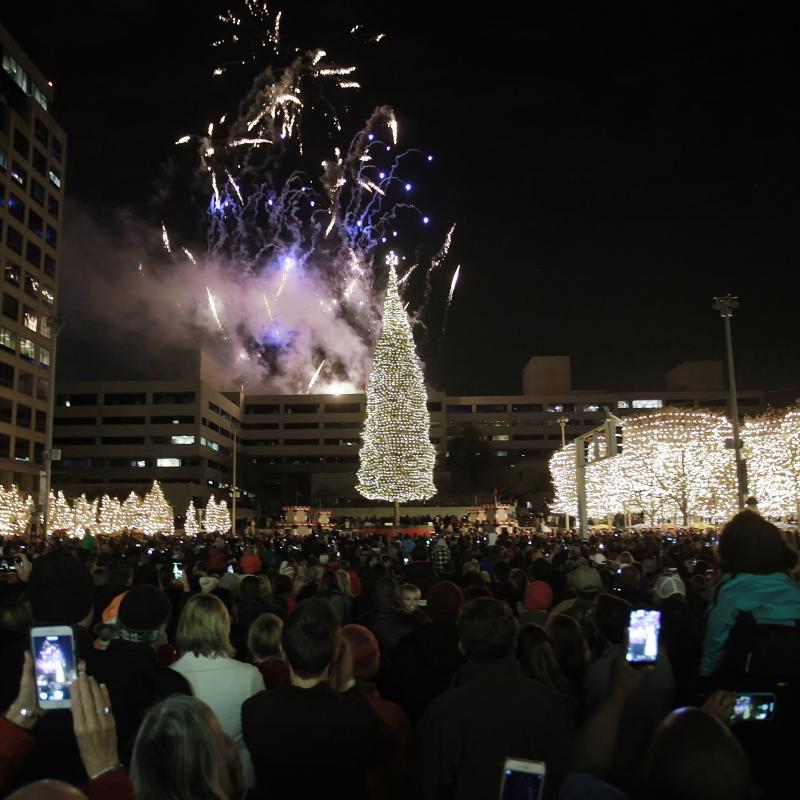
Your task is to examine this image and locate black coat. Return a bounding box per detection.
[390,622,465,723]
[416,658,573,800]
[242,682,395,800]
[90,638,192,764]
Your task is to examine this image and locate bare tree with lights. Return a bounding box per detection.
[356,262,436,522]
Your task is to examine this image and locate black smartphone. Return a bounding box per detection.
[730,693,776,723]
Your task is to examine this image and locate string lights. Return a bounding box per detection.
[356,265,436,502]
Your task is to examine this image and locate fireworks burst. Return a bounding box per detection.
[148,3,456,392]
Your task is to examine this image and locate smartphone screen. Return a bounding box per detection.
[499,759,545,800]
[31,626,77,709]
[172,561,183,581]
[626,609,661,664]
[731,693,776,722]
[227,564,234,574]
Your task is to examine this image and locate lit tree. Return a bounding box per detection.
[121,491,145,531]
[356,264,436,516]
[215,499,232,535]
[72,494,98,536]
[204,496,219,533]
[745,408,800,519]
[184,501,199,536]
[98,495,123,535]
[142,481,174,536]
[48,490,75,534]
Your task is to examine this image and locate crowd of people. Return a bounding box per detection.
[0,509,799,799]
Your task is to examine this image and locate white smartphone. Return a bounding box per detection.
[626,609,661,664]
[499,758,545,800]
[30,625,78,709]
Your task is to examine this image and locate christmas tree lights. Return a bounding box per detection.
[356,265,436,502]
[98,495,123,536]
[141,481,175,536]
[205,496,219,533]
[184,501,199,536]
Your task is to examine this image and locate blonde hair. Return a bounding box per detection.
[132,694,243,800]
[336,569,352,597]
[399,583,421,600]
[247,613,284,662]
[176,593,234,658]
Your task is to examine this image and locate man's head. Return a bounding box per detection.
[281,598,340,679]
[341,624,379,680]
[647,707,750,800]
[27,551,95,628]
[569,565,602,599]
[427,581,465,624]
[458,597,517,662]
[117,583,172,647]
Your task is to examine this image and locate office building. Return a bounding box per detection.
[0,25,65,493]
[51,352,767,511]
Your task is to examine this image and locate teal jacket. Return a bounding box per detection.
[700,572,800,677]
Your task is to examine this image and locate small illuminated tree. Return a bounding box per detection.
[98,495,123,535]
[215,499,232,535]
[204,496,219,533]
[356,264,436,520]
[48,490,74,534]
[184,501,199,536]
[121,491,144,531]
[72,494,98,536]
[142,481,174,536]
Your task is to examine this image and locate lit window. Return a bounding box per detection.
[156,458,181,468]
[547,404,563,413]
[48,169,61,189]
[632,399,664,409]
[11,162,26,188]
[2,53,27,93]
[491,434,510,441]
[583,404,600,412]
[19,338,35,361]
[23,307,38,332]
[39,346,50,366]
[617,400,630,409]
[0,327,16,353]
[41,286,55,305]
[496,450,509,457]
[30,84,48,111]
[171,435,195,445]
[40,316,52,339]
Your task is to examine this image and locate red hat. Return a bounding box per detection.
[428,581,465,623]
[524,581,553,612]
[341,624,380,680]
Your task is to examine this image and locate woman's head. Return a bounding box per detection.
[247,612,284,662]
[131,694,243,800]
[516,624,572,695]
[336,569,352,596]
[545,613,589,684]
[719,511,798,575]
[317,570,340,596]
[176,593,234,658]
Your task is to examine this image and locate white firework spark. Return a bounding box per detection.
[161,222,171,253]
[306,359,327,393]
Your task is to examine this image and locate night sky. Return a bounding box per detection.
[4,2,800,395]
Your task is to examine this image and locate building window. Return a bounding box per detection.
[171,435,195,445]
[14,437,30,462]
[0,434,8,459]
[35,410,46,432]
[632,399,663,409]
[446,404,472,413]
[244,404,280,414]
[282,438,319,445]
[101,436,145,445]
[34,118,49,145]
[284,403,320,414]
[13,130,29,160]
[0,147,6,172]
[323,438,359,446]
[151,414,194,424]
[47,194,59,219]
[40,316,52,339]
[427,401,442,412]
[8,193,24,222]
[26,241,41,268]
[157,458,181,468]
[102,416,144,424]
[38,346,50,367]
[28,211,43,238]
[511,403,543,412]
[324,402,360,413]
[40,285,55,306]
[616,400,630,409]
[153,391,195,405]
[48,168,61,189]
[32,150,47,177]
[44,255,56,277]
[0,327,16,353]
[33,442,45,464]
[51,138,63,161]
[2,52,27,91]
[283,421,318,430]
[19,338,35,362]
[30,181,46,208]
[0,363,13,388]
[477,403,508,413]
[36,377,48,402]
[24,274,38,298]
[0,398,10,423]
[23,308,38,332]
[4,262,20,287]
[583,404,600,412]
[6,226,23,254]
[2,294,19,321]
[495,450,509,457]
[15,404,31,428]
[57,393,97,407]
[104,392,146,405]
[10,162,26,189]
[491,434,510,441]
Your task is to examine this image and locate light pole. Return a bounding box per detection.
[712,295,747,510]
[41,314,64,537]
[557,416,569,448]
[231,420,238,534]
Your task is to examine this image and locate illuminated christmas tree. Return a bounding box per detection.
[184,501,199,536]
[48,490,75,534]
[215,499,232,535]
[72,494,98,536]
[356,265,436,512]
[142,481,174,536]
[204,496,218,533]
[121,491,145,531]
[98,495,123,535]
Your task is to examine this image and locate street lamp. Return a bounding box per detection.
[557,416,569,448]
[231,419,239,534]
[42,314,65,537]
[712,294,747,510]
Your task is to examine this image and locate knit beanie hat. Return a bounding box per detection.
[199,576,220,593]
[28,550,95,625]
[219,572,241,594]
[117,584,171,645]
[427,581,465,624]
[341,624,380,679]
[523,580,553,612]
